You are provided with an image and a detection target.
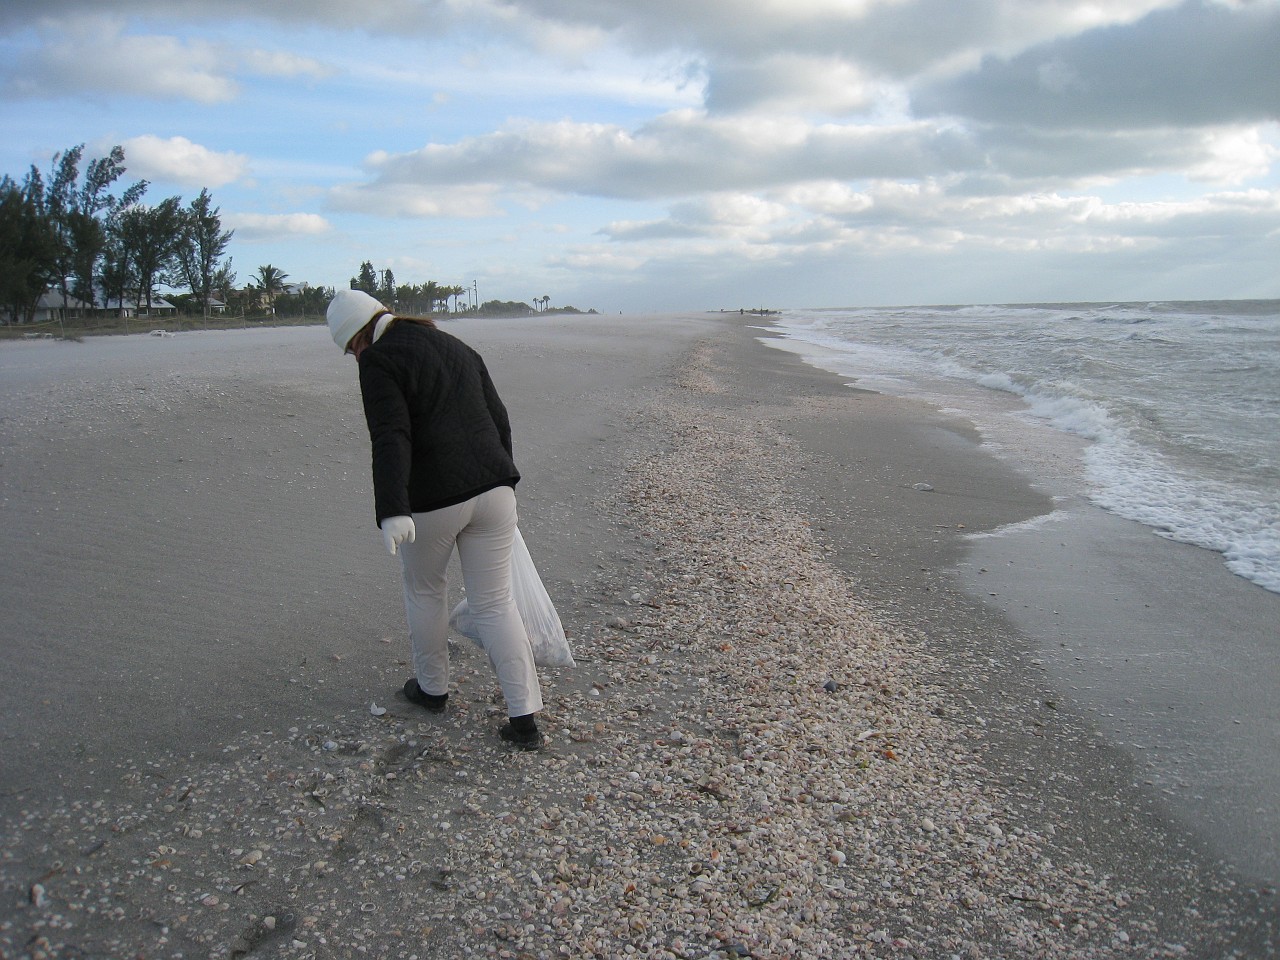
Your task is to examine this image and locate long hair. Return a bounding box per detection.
[349,311,437,354]
[385,313,437,330]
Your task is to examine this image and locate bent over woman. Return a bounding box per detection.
[327,288,544,749]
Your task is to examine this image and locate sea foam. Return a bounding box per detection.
[762,301,1280,596]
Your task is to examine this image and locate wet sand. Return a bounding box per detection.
[746,325,1280,891]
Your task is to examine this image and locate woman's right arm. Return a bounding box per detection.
[476,355,514,458]
[358,355,415,525]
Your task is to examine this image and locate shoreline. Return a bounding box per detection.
[1,318,1275,958]
[746,321,1280,889]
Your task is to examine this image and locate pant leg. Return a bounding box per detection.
[399,499,473,697]
[455,486,544,717]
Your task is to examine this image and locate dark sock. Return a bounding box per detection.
[509,713,538,733]
[500,714,541,749]
[404,678,447,712]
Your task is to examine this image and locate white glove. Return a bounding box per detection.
[380,515,416,555]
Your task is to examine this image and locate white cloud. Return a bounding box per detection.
[1,17,239,102]
[345,50,699,114]
[599,218,704,242]
[227,212,332,240]
[672,193,792,228]
[602,192,792,240]
[0,15,333,103]
[1187,127,1280,184]
[0,1,450,35]
[703,54,880,115]
[119,135,249,188]
[783,182,876,217]
[589,177,1280,283]
[953,122,1279,189]
[1083,188,1280,236]
[237,48,334,81]
[345,113,981,201]
[328,182,502,218]
[335,104,1274,213]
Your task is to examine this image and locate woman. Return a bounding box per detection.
[327,288,544,749]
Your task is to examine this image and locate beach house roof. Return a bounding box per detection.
[36,290,93,313]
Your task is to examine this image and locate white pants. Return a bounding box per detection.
[398,485,543,718]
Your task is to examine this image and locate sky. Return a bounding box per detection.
[1,0,1278,312]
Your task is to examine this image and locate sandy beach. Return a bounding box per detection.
[1,315,1276,959]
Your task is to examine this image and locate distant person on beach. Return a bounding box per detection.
[326,288,544,749]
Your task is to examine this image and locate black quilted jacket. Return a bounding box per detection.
[357,321,519,525]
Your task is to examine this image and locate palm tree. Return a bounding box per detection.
[254,263,289,315]
[420,280,440,314]
[541,295,551,313]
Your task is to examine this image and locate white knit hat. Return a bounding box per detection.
[327,288,386,351]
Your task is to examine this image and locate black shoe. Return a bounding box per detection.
[499,715,541,750]
[402,678,448,713]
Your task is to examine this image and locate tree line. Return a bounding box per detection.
[2,144,586,330]
[0,143,238,325]
[347,261,584,318]
[349,260,474,315]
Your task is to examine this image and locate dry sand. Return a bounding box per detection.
[0,316,1275,958]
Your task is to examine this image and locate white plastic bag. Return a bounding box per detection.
[450,527,576,668]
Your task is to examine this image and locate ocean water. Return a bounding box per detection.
[761,300,1280,596]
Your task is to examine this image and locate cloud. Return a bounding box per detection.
[226,212,332,240]
[344,50,698,114]
[915,0,1280,129]
[0,15,332,102]
[119,135,249,188]
[1,0,1184,112]
[1,17,239,102]
[602,192,792,240]
[328,182,502,218]
[3,0,1275,305]
[781,182,876,217]
[1184,126,1280,185]
[329,103,1273,215]
[237,48,335,82]
[599,219,705,242]
[346,113,982,202]
[899,120,1280,192]
[1083,188,1280,238]
[0,0,450,35]
[505,0,1175,75]
[703,54,880,116]
[485,0,1186,117]
[589,177,1280,285]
